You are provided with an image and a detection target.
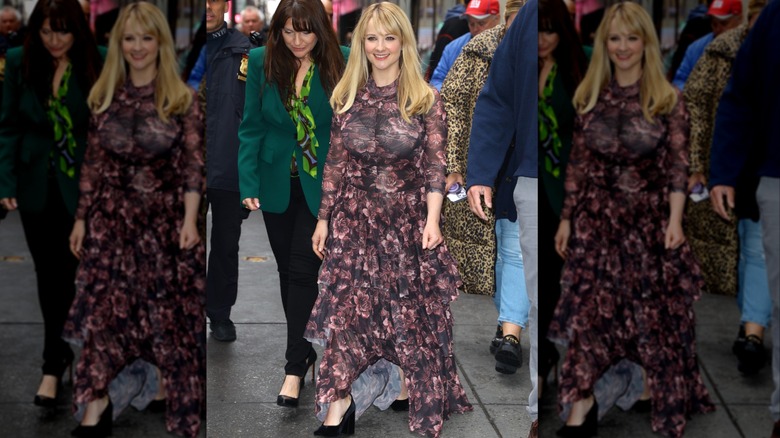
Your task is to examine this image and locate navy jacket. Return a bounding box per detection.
[466,0,538,188]
[710,0,780,187]
[205,24,254,192]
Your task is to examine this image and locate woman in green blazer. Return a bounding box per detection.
[0,0,102,407]
[237,0,348,407]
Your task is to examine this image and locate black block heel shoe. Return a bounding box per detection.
[631,398,651,413]
[556,399,597,438]
[314,396,355,436]
[390,398,409,411]
[71,398,113,438]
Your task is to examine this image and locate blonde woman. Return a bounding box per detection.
[306,3,472,436]
[65,2,205,437]
[549,3,713,437]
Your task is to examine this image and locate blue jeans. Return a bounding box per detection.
[737,218,772,327]
[494,218,529,328]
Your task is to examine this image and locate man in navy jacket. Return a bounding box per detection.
[710,2,780,436]
[205,0,256,342]
[465,0,538,435]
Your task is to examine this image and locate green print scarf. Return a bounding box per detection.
[46,63,77,179]
[286,63,319,178]
[539,62,562,179]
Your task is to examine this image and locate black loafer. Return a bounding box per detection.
[210,319,237,342]
[390,398,409,411]
[732,324,746,355]
[737,334,766,375]
[495,334,522,374]
[489,325,503,355]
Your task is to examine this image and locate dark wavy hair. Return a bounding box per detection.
[23,0,102,104]
[539,0,587,97]
[264,0,345,101]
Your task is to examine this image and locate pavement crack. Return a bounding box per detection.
[453,353,506,438]
[697,357,745,438]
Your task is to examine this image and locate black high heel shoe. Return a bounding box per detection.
[71,398,113,438]
[146,398,166,413]
[631,398,651,413]
[34,376,65,408]
[539,340,560,396]
[277,350,318,408]
[34,354,74,408]
[313,396,355,436]
[556,398,597,438]
[389,397,409,411]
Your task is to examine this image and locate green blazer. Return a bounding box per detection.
[238,46,349,217]
[0,46,105,216]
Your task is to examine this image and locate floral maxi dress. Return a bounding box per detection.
[548,80,714,438]
[62,81,206,437]
[305,79,472,438]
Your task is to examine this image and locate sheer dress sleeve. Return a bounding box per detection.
[664,92,691,193]
[422,91,448,195]
[75,117,106,220]
[179,93,205,194]
[560,114,592,221]
[317,113,349,221]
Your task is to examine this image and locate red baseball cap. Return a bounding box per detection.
[464,0,500,19]
[708,0,742,19]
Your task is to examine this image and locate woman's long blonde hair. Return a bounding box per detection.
[572,2,676,121]
[330,2,434,122]
[87,1,192,122]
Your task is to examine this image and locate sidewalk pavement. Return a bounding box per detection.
[206,211,530,437]
[2,205,772,438]
[0,210,203,437]
[539,290,775,437]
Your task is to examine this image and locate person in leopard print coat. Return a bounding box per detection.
[440,0,528,375]
[683,0,770,375]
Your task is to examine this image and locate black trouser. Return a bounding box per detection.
[19,176,78,377]
[262,178,321,377]
[206,188,249,321]
[539,185,565,364]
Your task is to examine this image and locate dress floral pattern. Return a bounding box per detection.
[305,78,472,438]
[62,81,206,437]
[548,80,714,438]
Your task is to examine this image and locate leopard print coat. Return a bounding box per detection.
[440,25,506,295]
[681,24,748,296]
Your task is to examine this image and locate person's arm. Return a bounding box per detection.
[466,3,534,188]
[179,91,205,250]
[186,46,207,90]
[710,7,774,219]
[70,116,109,258]
[421,91,447,250]
[425,19,459,81]
[74,117,107,221]
[664,93,691,249]
[682,48,720,190]
[237,47,267,210]
[0,49,22,208]
[441,48,488,191]
[312,112,350,258]
[429,43,457,92]
[672,42,697,89]
[559,114,592,222]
